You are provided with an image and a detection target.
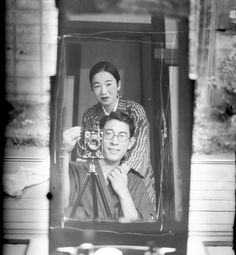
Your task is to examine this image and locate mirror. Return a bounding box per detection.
[57,19,178,223]
[49,1,193,253]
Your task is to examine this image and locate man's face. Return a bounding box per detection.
[102,119,135,164]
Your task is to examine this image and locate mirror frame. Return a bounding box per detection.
[49,1,194,254]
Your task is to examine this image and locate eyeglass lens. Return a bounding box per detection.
[104,129,129,142]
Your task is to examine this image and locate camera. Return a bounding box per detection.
[79,129,104,159]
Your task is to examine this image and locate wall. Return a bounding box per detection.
[5,0,58,103]
[3,0,57,250]
[189,157,235,244]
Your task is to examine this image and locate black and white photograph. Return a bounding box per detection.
[2,1,235,255]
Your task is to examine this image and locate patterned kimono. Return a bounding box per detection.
[65,161,156,220]
[79,97,156,206]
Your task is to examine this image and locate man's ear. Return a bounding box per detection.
[117,80,121,91]
[128,137,136,150]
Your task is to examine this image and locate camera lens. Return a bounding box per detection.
[88,138,100,151]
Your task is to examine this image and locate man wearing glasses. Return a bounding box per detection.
[62,112,156,221]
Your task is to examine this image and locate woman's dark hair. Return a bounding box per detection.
[99,111,135,137]
[89,61,120,86]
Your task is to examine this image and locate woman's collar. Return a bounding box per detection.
[102,96,120,116]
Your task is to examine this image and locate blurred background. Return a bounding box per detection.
[4,0,58,158]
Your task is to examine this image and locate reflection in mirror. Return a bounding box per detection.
[49,1,193,253]
[55,19,179,225]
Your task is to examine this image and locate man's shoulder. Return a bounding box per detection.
[127,169,143,182]
[127,169,146,193]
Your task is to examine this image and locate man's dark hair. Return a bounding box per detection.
[100,111,135,137]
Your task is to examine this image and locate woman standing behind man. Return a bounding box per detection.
[63,61,156,208]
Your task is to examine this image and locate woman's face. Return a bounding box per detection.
[91,71,121,109]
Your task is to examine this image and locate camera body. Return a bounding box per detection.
[80,128,104,159]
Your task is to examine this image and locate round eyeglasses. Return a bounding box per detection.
[104,129,130,143]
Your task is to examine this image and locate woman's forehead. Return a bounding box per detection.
[93,71,115,80]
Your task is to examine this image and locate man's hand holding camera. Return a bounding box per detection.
[62,126,81,153]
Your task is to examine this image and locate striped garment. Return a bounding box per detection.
[79,97,156,207]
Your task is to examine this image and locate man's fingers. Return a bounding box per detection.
[62,127,82,153]
[108,168,125,182]
[63,126,81,142]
